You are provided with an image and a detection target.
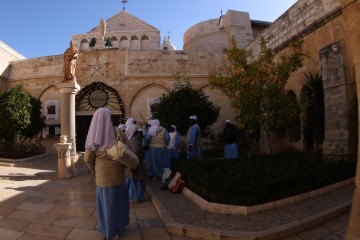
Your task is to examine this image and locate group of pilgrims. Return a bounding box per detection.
[83,107,202,240]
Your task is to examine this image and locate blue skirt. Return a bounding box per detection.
[187,147,202,160]
[126,177,145,202]
[166,149,179,169]
[146,147,167,177]
[96,185,129,239]
[224,143,238,160]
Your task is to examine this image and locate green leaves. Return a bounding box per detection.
[0,84,45,142]
[209,37,306,153]
[151,71,220,136]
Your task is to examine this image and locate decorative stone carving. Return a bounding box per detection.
[60,135,67,143]
[54,142,72,179]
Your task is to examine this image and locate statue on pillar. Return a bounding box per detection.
[63,40,78,82]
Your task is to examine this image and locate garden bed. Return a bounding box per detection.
[172,152,356,206]
[0,143,45,159]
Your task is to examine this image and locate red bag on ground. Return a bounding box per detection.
[168,172,182,189]
[170,176,184,194]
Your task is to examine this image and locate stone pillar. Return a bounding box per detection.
[320,41,350,154]
[56,81,81,176]
[54,136,72,179]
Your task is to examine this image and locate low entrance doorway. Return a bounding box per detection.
[75,82,125,151]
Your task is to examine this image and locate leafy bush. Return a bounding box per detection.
[151,71,219,136]
[173,152,356,206]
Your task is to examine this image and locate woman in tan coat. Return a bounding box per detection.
[84,107,138,240]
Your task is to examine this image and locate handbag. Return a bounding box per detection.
[168,172,182,189]
[106,127,125,160]
[170,177,184,194]
[106,128,139,169]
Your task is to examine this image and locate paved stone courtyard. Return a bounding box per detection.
[0,154,353,239]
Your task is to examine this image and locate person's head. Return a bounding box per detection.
[225,120,231,126]
[126,117,136,127]
[170,125,177,132]
[189,115,198,125]
[85,107,114,151]
[125,123,138,140]
[137,128,144,137]
[151,119,160,127]
[146,119,152,128]
[70,40,75,49]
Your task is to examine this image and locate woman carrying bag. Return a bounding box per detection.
[84,107,138,240]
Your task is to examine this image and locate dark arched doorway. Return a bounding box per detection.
[75,82,125,151]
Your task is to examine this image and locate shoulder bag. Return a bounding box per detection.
[106,128,139,169]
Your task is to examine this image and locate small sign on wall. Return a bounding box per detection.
[45,100,58,121]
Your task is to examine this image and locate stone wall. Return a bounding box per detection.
[249,0,358,155]
[7,47,236,139]
[247,0,342,55]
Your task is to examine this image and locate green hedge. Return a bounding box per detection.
[172,152,356,206]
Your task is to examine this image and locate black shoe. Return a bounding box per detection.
[156,176,162,180]
[147,175,154,179]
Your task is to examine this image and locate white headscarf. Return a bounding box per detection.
[126,117,135,127]
[125,123,138,140]
[171,125,177,132]
[85,108,115,152]
[190,115,198,121]
[118,124,126,131]
[148,119,160,136]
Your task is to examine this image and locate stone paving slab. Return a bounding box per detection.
[147,180,353,240]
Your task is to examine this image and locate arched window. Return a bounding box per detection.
[120,36,128,48]
[80,39,88,50]
[141,35,150,50]
[130,35,140,50]
[89,37,97,48]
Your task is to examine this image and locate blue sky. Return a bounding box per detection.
[1,0,297,59]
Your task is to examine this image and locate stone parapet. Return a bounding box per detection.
[247,0,341,55]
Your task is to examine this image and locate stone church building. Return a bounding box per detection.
[1,0,359,156]
[0,0,359,157]
[0,7,269,152]
[1,0,360,238]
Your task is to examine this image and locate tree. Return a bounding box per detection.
[151,71,220,136]
[20,97,46,143]
[0,84,45,144]
[209,37,306,154]
[301,72,324,151]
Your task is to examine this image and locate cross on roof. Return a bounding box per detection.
[121,0,128,10]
